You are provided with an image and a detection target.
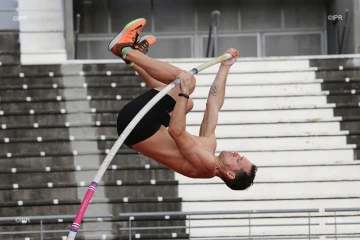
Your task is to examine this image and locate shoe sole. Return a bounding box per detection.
[108,18,146,51]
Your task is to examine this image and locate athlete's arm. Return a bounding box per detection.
[168,71,196,152]
[199,65,229,138]
[168,91,214,170]
[199,48,239,138]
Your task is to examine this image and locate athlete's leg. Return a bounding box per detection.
[132,64,166,88]
[125,49,184,84]
[108,18,195,91]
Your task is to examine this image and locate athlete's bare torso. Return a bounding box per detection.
[132,125,217,179]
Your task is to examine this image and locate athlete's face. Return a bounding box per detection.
[220,151,252,174]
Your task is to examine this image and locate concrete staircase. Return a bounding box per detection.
[0,58,183,239]
[0,53,360,239]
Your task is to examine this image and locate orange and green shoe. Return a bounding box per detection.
[134,35,156,54]
[122,35,156,66]
[108,18,146,57]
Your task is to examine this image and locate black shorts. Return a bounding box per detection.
[117,89,176,147]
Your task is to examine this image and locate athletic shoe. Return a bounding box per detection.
[134,35,156,54]
[108,18,146,57]
[122,35,157,66]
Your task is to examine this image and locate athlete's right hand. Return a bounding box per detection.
[221,48,239,66]
[178,71,194,95]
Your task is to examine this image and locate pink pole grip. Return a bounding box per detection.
[70,182,97,232]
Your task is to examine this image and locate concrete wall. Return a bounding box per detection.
[18,0,67,64]
[0,0,18,30]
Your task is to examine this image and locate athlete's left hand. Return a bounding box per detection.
[221,48,239,66]
[178,70,194,95]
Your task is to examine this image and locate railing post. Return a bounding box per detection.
[129,217,132,240]
[308,212,311,240]
[205,25,213,58]
[188,215,191,240]
[248,212,252,239]
[213,25,218,57]
[40,219,43,240]
[340,9,350,54]
[334,212,337,240]
[74,13,81,59]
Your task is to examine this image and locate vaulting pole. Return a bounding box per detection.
[67,53,233,240]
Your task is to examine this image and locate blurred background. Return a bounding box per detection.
[72,0,360,59]
[0,0,359,62]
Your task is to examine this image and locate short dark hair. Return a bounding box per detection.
[222,164,257,191]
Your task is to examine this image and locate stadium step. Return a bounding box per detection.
[170,58,312,71]
[0,32,20,53]
[178,181,360,201]
[0,169,174,185]
[0,133,354,153]
[0,120,345,138]
[0,198,182,216]
[195,69,317,85]
[176,163,360,183]
[0,183,178,201]
[0,153,159,169]
[0,52,20,65]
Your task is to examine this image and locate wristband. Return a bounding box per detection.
[178,93,189,99]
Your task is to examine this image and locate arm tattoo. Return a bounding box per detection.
[210,85,219,96]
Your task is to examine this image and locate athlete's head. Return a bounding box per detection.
[217,151,257,191]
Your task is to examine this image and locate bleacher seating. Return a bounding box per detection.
[0,31,20,66]
[0,64,183,238]
[1,30,360,239]
[0,31,184,239]
[169,56,360,238]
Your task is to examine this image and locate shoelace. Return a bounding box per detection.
[134,35,149,54]
[139,42,149,54]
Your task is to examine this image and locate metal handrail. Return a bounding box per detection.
[120,209,319,240]
[120,223,320,231]
[119,208,360,240]
[0,214,112,240]
[120,208,319,217]
[0,228,113,235]
[325,208,360,212]
[326,222,360,225]
[206,10,221,57]
[0,213,112,221]
[192,237,320,240]
[325,234,360,239]
[324,208,360,240]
